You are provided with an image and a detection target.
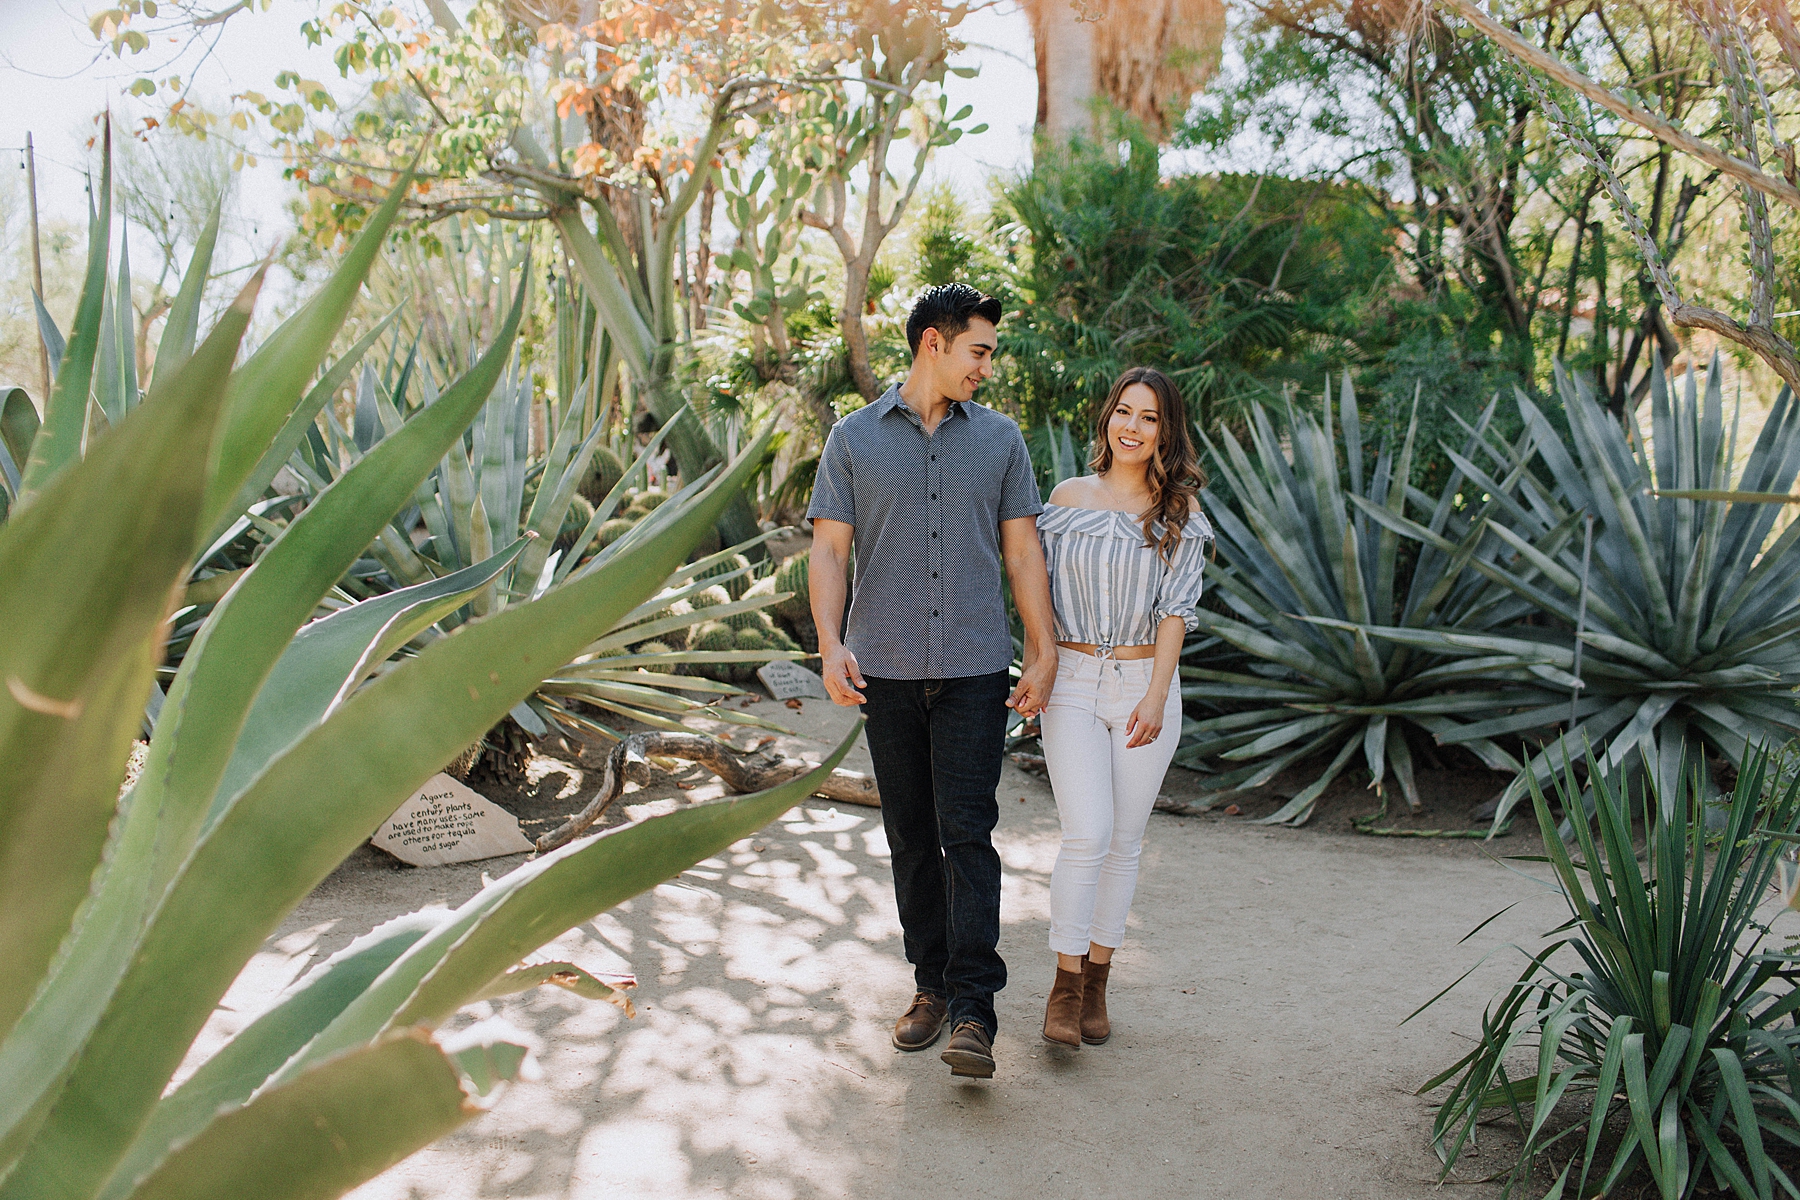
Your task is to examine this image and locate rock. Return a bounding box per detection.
[372,773,534,867]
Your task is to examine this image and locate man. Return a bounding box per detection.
[807,283,1058,1080]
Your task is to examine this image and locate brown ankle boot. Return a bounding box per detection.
[1042,963,1084,1048]
[1080,955,1112,1045]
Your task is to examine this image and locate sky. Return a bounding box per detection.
[0,0,1042,257]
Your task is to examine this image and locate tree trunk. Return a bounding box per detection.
[1034,0,1098,142]
[1029,0,1226,142]
[840,266,881,402]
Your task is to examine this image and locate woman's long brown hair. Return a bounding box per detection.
[1088,366,1205,564]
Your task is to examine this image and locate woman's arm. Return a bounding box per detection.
[1124,615,1186,748]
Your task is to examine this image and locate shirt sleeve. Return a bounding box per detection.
[806,424,856,525]
[998,423,1045,521]
[1151,513,1213,632]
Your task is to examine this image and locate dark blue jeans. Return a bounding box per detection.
[859,671,1010,1039]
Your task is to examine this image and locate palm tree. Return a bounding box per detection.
[1027,0,1225,141]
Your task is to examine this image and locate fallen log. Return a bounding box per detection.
[536,731,878,854]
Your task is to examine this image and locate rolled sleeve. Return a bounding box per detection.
[806,425,857,525]
[1151,517,1212,632]
[997,426,1045,522]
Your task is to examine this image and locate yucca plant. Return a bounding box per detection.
[0,153,854,1200]
[1417,746,1800,1199]
[1363,358,1800,828]
[1178,381,1548,826]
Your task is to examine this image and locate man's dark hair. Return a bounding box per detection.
[906,283,1003,357]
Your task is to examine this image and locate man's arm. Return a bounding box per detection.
[809,518,865,706]
[1000,515,1056,717]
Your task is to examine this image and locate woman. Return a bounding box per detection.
[1035,366,1211,1049]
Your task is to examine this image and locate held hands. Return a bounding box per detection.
[1007,654,1056,719]
[1124,687,1168,749]
[820,642,867,706]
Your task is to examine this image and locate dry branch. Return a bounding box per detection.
[536,731,878,853]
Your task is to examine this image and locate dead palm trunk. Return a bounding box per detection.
[1028,0,1227,142]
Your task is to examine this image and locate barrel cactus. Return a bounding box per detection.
[772,551,810,621]
[697,552,754,599]
[577,445,625,505]
[554,493,594,555]
[595,516,637,549]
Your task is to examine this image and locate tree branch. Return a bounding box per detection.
[1435,0,1800,210]
[535,731,879,853]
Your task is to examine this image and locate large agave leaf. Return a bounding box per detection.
[148,202,219,386]
[16,140,111,502]
[210,540,528,816]
[0,272,259,1046]
[137,272,527,902]
[156,723,856,1193]
[198,167,412,543]
[1,422,775,1200]
[96,913,449,1200]
[122,1031,526,1200]
[0,277,526,1178]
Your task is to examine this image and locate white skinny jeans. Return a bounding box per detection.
[1041,647,1182,955]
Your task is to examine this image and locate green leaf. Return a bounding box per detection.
[148,200,219,386]
[0,389,38,496]
[141,273,527,901]
[17,133,111,502]
[212,539,528,813]
[4,421,777,1200]
[198,166,413,538]
[97,913,447,1200]
[284,719,859,1076]
[0,270,259,1047]
[122,1031,516,1200]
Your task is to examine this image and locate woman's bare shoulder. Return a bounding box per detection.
[1047,475,1101,506]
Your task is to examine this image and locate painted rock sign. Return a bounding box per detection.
[372,773,533,867]
[757,659,828,701]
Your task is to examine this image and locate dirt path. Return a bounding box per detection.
[206,703,1571,1200]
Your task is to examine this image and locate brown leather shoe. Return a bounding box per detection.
[940,1021,996,1078]
[1080,955,1112,1045]
[1042,963,1084,1048]
[892,992,948,1051]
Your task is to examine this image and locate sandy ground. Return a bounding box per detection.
[199,700,1580,1200]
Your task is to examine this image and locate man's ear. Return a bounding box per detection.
[918,326,939,357]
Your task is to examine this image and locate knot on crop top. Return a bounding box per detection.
[1037,504,1212,654]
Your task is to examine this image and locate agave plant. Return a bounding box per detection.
[1417,746,1800,1199]
[283,322,805,759]
[0,152,851,1200]
[1178,381,1550,826]
[1364,358,1800,827]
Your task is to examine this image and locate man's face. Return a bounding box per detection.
[924,317,997,402]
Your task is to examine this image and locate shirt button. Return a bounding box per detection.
[932,572,939,578]
[933,610,939,616]
[930,455,936,461]
[931,493,937,499]
[931,531,938,538]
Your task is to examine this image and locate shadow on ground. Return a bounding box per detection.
[190,702,1570,1200]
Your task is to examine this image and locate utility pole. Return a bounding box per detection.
[25,133,50,404]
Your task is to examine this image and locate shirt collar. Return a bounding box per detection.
[877,384,966,423]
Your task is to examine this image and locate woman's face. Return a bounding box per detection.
[1107,382,1161,470]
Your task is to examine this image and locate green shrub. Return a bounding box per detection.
[1418,746,1800,1198]
[1178,381,1535,825]
[1368,357,1800,827]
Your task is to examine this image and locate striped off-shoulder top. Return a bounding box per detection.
[1037,503,1213,653]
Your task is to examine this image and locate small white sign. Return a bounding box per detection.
[757,660,828,700]
[372,773,533,868]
